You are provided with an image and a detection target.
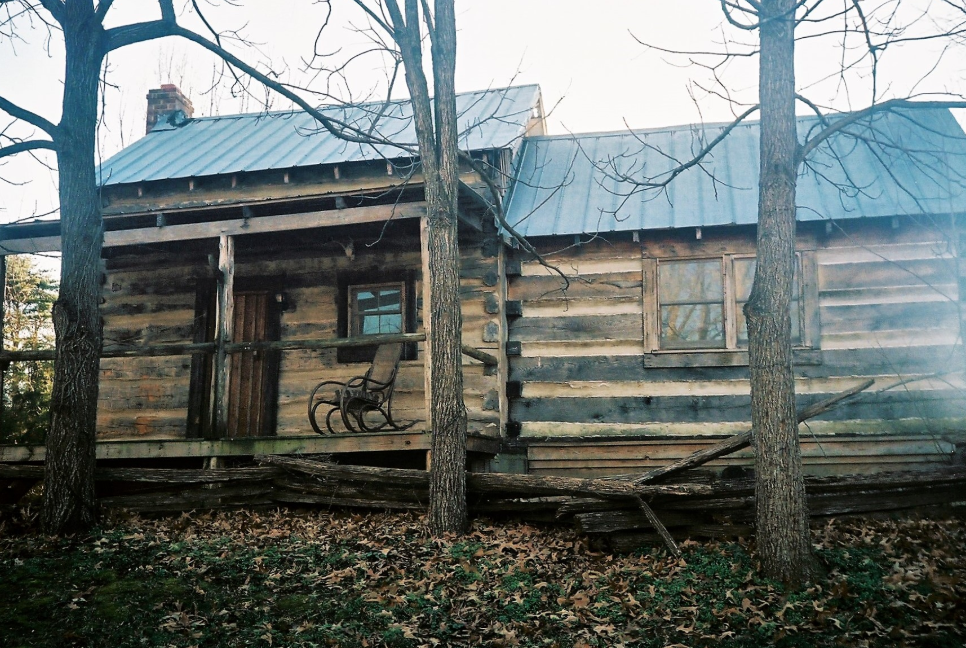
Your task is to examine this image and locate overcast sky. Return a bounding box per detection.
[1,0,964,227]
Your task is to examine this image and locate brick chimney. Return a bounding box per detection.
[146,84,194,134]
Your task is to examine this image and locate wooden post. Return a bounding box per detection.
[213,235,235,439]
[420,217,433,432]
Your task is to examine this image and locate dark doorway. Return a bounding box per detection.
[187,282,282,439]
[227,290,281,438]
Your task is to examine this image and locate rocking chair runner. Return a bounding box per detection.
[308,343,412,434]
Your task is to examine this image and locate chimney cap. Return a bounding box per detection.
[150,109,191,132]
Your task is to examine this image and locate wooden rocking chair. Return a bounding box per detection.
[308,343,412,434]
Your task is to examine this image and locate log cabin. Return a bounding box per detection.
[502,106,966,477]
[0,84,547,470]
[1,84,965,479]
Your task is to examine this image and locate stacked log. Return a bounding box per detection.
[1,460,964,552]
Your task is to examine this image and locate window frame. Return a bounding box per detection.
[347,281,407,338]
[657,257,727,350]
[729,253,803,349]
[646,251,815,354]
[336,270,417,364]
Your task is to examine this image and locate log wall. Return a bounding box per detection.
[98,256,208,439]
[96,223,505,441]
[508,219,966,477]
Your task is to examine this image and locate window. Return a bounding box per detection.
[657,255,802,351]
[659,259,726,349]
[732,257,800,347]
[349,283,405,336]
[337,272,416,363]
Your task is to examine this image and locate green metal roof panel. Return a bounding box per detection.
[504,108,966,237]
[99,85,541,186]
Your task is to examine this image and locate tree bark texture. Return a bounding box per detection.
[389,0,468,535]
[42,2,105,534]
[425,0,468,535]
[746,0,813,585]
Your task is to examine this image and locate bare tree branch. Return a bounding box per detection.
[36,0,63,24]
[458,151,569,290]
[94,0,115,21]
[158,0,174,23]
[614,104,761,191]
[349,0,395,36]
[101,19,420,153]
[798,98,966,164]
[0,95,58,138]
[0,138,56,159]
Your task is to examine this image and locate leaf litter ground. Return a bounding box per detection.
[0,508,963,647]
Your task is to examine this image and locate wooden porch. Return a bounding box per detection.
[0,192,510,463]
[0,333,502,464]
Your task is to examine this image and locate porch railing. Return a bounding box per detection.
[0,332,498,365]
[0,332,498,440]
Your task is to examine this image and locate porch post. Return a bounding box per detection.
[213,235,235,438]
[420,216,434,435]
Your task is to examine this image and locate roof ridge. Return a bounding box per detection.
[526,120,762,142]
[174,84,542,123]
[528,106,959,142]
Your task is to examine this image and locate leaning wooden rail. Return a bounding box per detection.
[0,332,500,366]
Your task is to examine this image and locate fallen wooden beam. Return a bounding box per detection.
[632,495,680,557]
[259,455,431,487]
[632,378,875,485]
[465,471,713,499]
[258,455,713,500]
[0,464,280,483]
[98,483,276,512]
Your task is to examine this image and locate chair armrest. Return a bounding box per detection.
[310,379,349,404]
[349,375,392,391]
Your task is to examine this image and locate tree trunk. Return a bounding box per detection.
[746,0,813,586]
[425,202,468,534]
[41,3,104,535]
[424,0,468,535]
[387,0,468,535]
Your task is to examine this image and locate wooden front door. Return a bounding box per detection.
[227,291,281,438]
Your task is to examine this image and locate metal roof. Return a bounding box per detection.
[98,85,542,186]
[504,108,966,237]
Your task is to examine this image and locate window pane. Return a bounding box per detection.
[659,259,724,348]
[736,300,800,346]
[734,258,756,302]
[736,304,749,346]
[659,259,722,304]
[356,289,401,313]
[361,313,402,335]
[351,285,404,336]
[661,304,725,349]
[735,258,799,303]
[735,257,801,346]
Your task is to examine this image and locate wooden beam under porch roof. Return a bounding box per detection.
[0,202,427,256]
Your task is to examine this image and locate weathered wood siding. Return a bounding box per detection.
[96,225,506,441]
[508,221,966,477]
[98,255,207,439]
